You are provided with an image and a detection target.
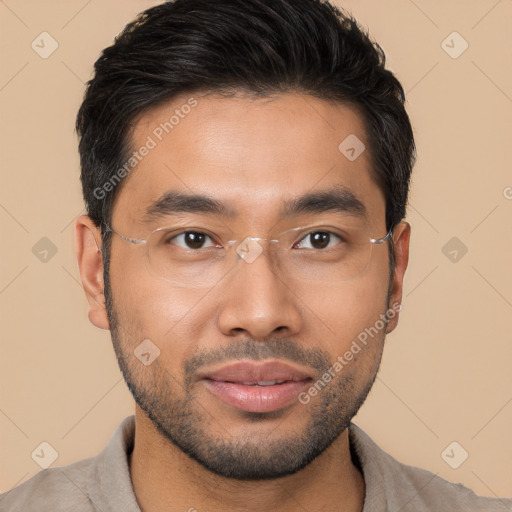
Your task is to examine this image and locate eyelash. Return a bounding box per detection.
[167,230,344,250]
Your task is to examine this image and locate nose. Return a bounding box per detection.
[216,240,303,340]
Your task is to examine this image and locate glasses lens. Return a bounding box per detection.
[146,224,380,287]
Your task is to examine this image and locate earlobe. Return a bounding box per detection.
[74,215,110,331]
[386,221,410,334]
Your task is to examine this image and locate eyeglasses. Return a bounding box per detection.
[103,221,393,288]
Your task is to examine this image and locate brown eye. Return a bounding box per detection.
[296,231,341,250]
[170,231,215,250]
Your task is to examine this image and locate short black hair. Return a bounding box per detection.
[76,0,415,302]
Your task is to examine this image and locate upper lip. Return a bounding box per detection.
[197,360,314,384]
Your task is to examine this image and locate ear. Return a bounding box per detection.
[74,215,110,330]
[386,221,410,334]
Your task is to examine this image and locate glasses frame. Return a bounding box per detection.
[101,221,393,284]
[102,223,393,247]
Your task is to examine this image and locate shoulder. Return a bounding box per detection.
[0,457,95,511]
[0,415,137,512]
[393,459,511,511]
[348,423,511,512]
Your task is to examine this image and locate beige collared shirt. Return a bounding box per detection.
[1,415,510,511]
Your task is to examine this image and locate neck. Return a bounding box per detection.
[129,406,365,512]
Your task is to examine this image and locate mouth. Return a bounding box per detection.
[198,360,314,413]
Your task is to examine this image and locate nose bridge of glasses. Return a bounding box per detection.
[229,235,283,266]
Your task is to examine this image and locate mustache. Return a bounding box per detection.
[183,338,331,383]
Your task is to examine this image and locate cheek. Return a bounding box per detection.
[299,270,389,344]
[109,249,207,346]
[302,279,389,394]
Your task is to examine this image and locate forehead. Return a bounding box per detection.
[112,92,385,229]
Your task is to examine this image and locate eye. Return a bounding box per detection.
[295,231,343,250]
[169,231,217,250]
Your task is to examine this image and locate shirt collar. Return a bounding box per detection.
[85,415,380,511]
[86,415,141,511]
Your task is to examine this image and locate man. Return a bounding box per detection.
[1,0,510,510]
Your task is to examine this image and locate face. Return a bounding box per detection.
[80,92,409,480]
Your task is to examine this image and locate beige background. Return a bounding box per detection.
[1,0,511,499]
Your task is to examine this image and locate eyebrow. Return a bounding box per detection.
[142,185,367,224]
[281,185,367,219]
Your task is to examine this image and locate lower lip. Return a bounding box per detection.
[203,379,311,413]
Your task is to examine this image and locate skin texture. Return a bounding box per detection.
[75,92,410,512]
